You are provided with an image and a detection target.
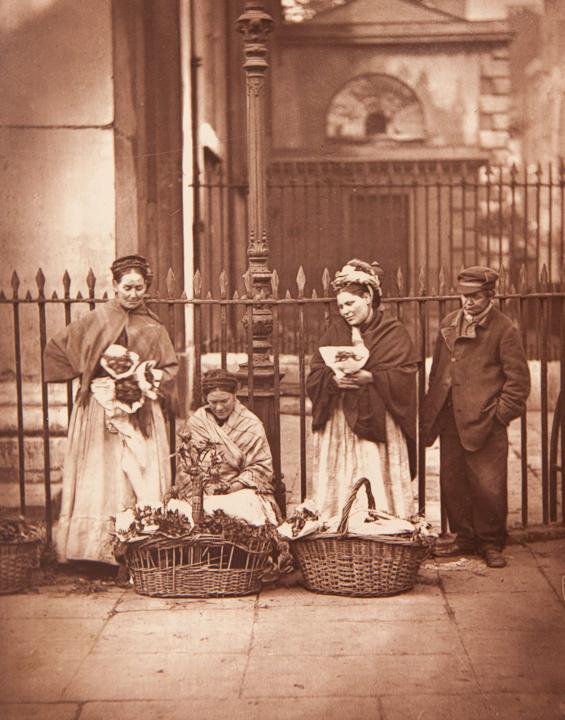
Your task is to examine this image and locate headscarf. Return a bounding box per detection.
[111,255,154,287]
[202,369,239,397]
[331,258,382,297]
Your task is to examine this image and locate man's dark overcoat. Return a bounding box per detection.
[422,307,530,450]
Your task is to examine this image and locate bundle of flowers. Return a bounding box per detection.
[174,430,226,495]
[114,431,258,545]
[361,509,437,546]
[278,500,436,546]
[114,502,194,542]
[0,515,44,544]
[318,344,369,378]
[278,501,323,540]
[97,344,163,414]
[198,510,276,547]
[113,429,294,577]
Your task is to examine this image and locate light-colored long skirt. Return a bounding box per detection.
[56,396,171,564]
[310,399,415,520]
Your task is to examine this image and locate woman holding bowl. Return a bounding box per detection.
[307,258,418,519]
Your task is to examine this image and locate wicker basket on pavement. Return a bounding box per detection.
[126,532,271,598]
[124,433,273,597]
[293,478,432,597]
[0,539,41,595]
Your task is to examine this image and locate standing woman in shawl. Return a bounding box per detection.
[44,255,178,565]
[307,259,418,519]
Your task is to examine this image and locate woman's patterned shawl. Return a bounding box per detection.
[307,309,418,477]
[43,298,178,406]
[185,399,274,494]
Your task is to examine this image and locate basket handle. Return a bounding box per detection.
[336,478,375,535]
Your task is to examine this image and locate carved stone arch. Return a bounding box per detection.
[326,73,426,143]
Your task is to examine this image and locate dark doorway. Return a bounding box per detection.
[366,112,388,136]
[349,191,410,295]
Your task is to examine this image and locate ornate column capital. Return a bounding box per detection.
[236,2,275,64]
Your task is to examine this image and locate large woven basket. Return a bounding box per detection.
[0,539,41,594]
[125,532,271,598]
[294,478,432,597]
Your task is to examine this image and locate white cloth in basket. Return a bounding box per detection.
[203,489,277,527]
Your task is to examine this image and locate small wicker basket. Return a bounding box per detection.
[126,532,271,598]
[293,478,432,597]
[0,539,41,595]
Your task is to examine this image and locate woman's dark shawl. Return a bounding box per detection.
[43,298,179,407]
[307,310,418,477]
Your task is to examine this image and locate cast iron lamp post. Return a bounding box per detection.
[236,1,285,512]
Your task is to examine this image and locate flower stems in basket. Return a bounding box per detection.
[173,429,225,515]
[190,470,205,525]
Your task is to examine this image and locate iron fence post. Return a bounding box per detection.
[236,2,286,514]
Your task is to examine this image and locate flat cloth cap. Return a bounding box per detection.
[201,368,238,396]
[456,266,499,295]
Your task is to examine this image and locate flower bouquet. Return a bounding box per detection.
[97,344,163,414]
[319,345,369,379]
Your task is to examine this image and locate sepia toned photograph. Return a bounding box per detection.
[0,0,564,718]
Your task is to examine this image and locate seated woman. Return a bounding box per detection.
[179,369,280,522]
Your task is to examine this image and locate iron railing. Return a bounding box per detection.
[0,266,564,544]
[194,160,565,350]
[196,161,565,297]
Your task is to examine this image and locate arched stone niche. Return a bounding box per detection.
[326,74,426,143]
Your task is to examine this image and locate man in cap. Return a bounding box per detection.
[422,266,530,568]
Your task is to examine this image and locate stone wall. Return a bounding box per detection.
[0,0,116,295]
[479,45,511,161]
[0,0,116,381]
[270,40,511,160]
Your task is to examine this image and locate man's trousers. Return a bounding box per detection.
[439,403,508,550]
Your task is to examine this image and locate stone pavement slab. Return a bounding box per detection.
[78,697,382,720]
[63,653,247,701]
[0,704,79,720]
[529,538,565,598]
[380,693,565,720]
[1,617,105,657]
[473,656,565,694]
[255,598,449,623]
[445,590,565,631]
[439,560,552,594]
[114,592,257,614]
[241,653,477,698]
[0,587,123,619]
[92,608,254,655]
[0,652,84,703]
[459,628,565,658]
[251,619,463,657]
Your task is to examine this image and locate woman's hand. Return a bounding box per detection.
[332,369,373,390]
[333,375,358,390]
[347,369,374,386]
[227,481,247,494]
